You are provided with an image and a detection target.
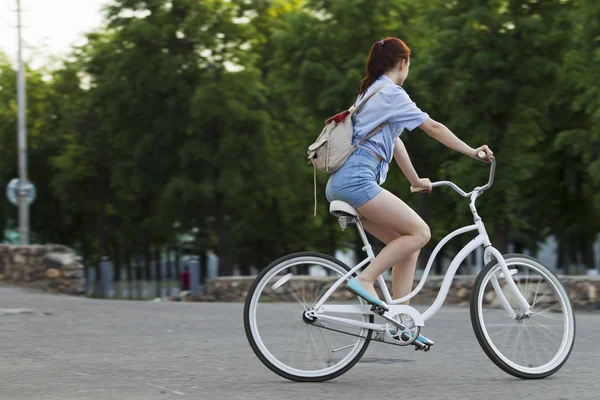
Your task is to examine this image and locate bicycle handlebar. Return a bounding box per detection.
[410,151,496,197]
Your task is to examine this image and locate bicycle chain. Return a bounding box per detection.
[311,321,412,347]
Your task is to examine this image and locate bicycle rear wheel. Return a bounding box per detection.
[470,254,575,379]
[244,252,373,382]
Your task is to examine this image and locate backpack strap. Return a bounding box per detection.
[357,123,386,146]
[348,84,386,115]
[313,165,318,216]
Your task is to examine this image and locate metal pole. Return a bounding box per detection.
[16,0,29,244]
[189,256,200,295]
[99,256,113,299]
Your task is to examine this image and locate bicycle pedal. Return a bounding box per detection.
[413,341,430,352]
[370,305,386,316]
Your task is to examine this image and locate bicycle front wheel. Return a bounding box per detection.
[470,253,575,379]
[244,252,373,382]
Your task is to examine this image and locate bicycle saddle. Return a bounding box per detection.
[329,200,362,219]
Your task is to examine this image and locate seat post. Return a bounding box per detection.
[355,221,375,259]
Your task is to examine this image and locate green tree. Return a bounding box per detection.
[417,0,581,259]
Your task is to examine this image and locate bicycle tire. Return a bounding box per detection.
[470,253,576,379]
[244,252,374,382]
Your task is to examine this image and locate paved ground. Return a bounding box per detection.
[1,284,598,400]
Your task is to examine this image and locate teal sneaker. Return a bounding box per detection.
[414,334,434,346]
[346,277,389,311]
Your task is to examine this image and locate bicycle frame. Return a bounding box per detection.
[311,159,531,333]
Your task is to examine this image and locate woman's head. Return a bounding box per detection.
[359,37,411,96]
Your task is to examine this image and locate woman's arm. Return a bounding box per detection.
[418,118,493,162]
[393,137,431,191]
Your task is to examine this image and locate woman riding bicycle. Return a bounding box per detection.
[325,37,494,341]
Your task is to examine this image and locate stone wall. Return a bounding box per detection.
[0,244,85,295]
[200,275,600,310]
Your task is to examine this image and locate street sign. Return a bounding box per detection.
[5,178,36,206]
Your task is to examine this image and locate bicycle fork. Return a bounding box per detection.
[476,215,531,318]
[485,246,532,318]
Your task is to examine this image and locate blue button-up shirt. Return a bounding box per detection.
[351,74,429,184]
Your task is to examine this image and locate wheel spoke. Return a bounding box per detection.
[528,318,563,340]
[312,282,334,307]
[287,280,308,309]
[531,277,542,309]
[499,323,518,350]
[524,268,530,304]
[535,302,561,317]
[289,324,303,367]
[302,280,307,306]
[308,326,329,367]
[269,317,300,339]
[524,323,543,366]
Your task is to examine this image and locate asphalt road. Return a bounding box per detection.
[1,284,598,400]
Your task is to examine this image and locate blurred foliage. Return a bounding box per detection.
[0,0,598,272]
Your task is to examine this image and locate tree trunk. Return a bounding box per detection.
[111,242,121,298]
[215,189,233,276]
[494,219,510,255]
[328,220,337,257]
[154,245,162,298]
[143,234,152,280]
[112,242,121,282]
[166,247,173,297]
[514,242,523,254]
[556,236,565,271]
[581,235,595,271]
[0,217,5,242]
[125,246,133,300]
[175,249,181,292]
[435,252,443,275]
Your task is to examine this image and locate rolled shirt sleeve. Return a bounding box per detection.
[380,86,429,131]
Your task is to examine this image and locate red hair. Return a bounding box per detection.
[359,37,411,96]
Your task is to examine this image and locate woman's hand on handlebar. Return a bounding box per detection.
[410,178,432,193]
[472,145,494,163]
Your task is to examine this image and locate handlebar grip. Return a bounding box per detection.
[478,151,486,159]
[410,186,427,193]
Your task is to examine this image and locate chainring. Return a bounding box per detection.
[385,314,421,346]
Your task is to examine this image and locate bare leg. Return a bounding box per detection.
[361,218,421,304]
[354,189,430,300]
[391,250,419,304]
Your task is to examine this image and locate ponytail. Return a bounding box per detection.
[359,37,411,96]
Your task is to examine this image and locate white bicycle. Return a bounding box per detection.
[244,156,575,381]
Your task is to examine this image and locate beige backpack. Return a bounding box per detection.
[307,85,387,215]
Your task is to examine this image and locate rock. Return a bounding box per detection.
[46,244,71,253]
[62,262,81,271]
[42,257,63,269]
[588,284,597,302]
[185,294,216,302]
[0,246,86,295]
[48,279,61,288]
[62,269,84,278]
[46,268,61,279]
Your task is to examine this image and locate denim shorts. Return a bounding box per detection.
[325,148,383,208]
